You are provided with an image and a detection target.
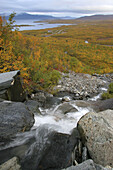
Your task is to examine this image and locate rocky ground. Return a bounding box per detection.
[0,71,113,170]
[53,72,113,99]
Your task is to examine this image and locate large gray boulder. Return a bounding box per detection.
[0,70,26,102]
[21,125,79,170]
[0,101,34,142]
[0,125,80,170]
[77,110,113,167]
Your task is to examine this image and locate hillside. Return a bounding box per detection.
[0,13,113,92]
[77,14,113,21]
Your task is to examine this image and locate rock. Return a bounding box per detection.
[77,110,113,167]
[53,72,108,99]
[32,91,46,104]
[95,163,112,170]
[25,100,41,115]
[0,101,34,142]
[0,157,21,170]
[54,102,78,115]
[45,96,61,108]
[31,91,61,108]
[62,159,96,170]
[92,98,113,112]
[0,125,80,170]
[0,70,26,102]
[62,159,111,170]
[21,125,80,170]
[62,96,72,102]
[73,100,92,108]
[82,147,88,162]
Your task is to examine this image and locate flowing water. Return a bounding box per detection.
[32,102,90,134]
[0,87,107,151]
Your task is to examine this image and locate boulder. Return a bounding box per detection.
[31,91,61,108]
[62,159,96,170]
[25,100,41,115]
[73,100,92,108]
[77,110,113,167]
[0,70,26,102]
[0,125,80,170]
[92,98,113,112]
[62,159,111,170]
[54,102,78,115]
[21,125,79,170]
[0,157,21,170]
[0,101,34,142]
[44,95,61,108]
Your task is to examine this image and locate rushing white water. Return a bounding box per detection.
[32,102,90,134]
[88,93,101,101]
[88,87,107,101]
[100,87,107,91]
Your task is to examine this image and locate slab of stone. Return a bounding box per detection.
[77,110,113,167]
[0,157,21,170]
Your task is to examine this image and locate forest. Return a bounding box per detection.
[0,13,113,93]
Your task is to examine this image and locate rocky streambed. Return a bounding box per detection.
[0,71,113,170]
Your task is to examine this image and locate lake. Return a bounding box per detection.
[15,19,72,31]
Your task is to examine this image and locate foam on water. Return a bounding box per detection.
[88,86,108,101]
[88,93,101,101]
[33,102,90,134]
[100,87,107,91]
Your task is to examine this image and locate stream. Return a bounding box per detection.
[0,87,107,151]
[0,86,109,169]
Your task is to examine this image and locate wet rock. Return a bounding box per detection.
[32,91,46,105]
[77,110,113,167]
[0,70,26,102]
[73,100,92,108]
[0,157,21,170]
[55,102,78,115]
[25,100,41,115]
[0,101,34,142]
[45,96,61,108]
[21,125,80,170]
[31,91,61,108]
[92,98,113,112]
[0,125,80,170]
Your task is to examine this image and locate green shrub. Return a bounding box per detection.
[101,82,113,100]
[108,82,113,94]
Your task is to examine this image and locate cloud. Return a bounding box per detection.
[1,0,113,16]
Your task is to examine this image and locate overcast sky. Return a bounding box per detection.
[1,0,113,17]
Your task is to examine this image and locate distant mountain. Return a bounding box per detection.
[2,13,76,21]
[77,14,113,21]
[4,13,58,21]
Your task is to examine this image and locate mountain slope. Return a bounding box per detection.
[78,14,113,21]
